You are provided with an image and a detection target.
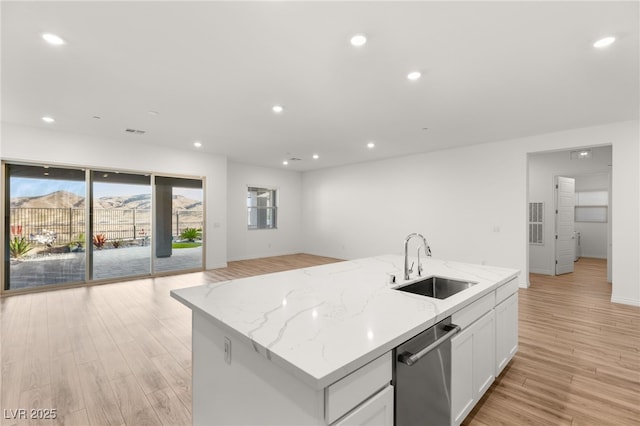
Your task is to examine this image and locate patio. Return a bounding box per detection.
[8,246,202,290]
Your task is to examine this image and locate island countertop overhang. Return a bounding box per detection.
[170,254,519,390]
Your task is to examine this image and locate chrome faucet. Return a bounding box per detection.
[404,233,432,280]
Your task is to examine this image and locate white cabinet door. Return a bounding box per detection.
[473,310,496,398]
[325,353,392,424]
[495,292,518,375]
[451,328,474,426]
[333,385,393,426]
[451,310,496,426]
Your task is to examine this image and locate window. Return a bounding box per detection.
[529,202,544,245]
[575,190,608,223]
[247,187,277,229]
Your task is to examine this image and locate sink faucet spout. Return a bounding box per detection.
[404,233,432,280]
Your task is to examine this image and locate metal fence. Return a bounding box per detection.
[9,208,203,245]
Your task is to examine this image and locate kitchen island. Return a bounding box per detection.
[171,254,519,425]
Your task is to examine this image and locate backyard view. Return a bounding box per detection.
[6,164,203,290]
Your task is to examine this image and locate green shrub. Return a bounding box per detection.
[69,233,85,250]
[180,227,202,242]
[10,236,32,258]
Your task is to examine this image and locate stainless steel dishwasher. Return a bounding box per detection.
[394,317,461,426]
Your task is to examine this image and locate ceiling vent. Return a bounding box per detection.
[288,157,302,161]
[125,128,146,135]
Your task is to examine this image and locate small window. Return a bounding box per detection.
[247,187,277,229]
[529,202,544,245]
[575,190,608,223]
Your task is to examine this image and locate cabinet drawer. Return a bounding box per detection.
[333,385,393,426]
[452,292,495,330]
[496,277,519,305]
[325,353,392,424]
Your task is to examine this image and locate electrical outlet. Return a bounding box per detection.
[224,337,231,364]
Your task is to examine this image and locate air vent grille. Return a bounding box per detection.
[125,128,146,135]
[529,201,544,245]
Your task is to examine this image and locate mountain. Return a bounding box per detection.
[94,194,151,210]
[11,191,202,210]
[10,190,85,209]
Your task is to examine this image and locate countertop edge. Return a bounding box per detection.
[170,259,520,390]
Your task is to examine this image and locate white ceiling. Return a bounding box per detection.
[2,1,638,171]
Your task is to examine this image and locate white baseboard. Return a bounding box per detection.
[611,296,640,307]
[529,268,553,275]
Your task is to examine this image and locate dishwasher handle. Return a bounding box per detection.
[397,324,461,366]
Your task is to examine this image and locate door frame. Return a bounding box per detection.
[526,145,612,282]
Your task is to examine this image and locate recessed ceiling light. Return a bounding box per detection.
[367,142,375,149]
[42,33,65,45]
[593,36,616,48]
[42,116,55,123]
[272,105,284,113]
[312,154,319,160]
[570,149,593,160]
[193,141,202,148]
[350,34,367,47]
[282,160,289,165]
[407,71,422,81]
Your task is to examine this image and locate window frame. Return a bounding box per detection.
[574,190,608,223]
[247,186,278,230]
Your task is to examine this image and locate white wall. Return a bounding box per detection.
[301,120,640,306]
[575,222,607,259]
[301,138,526,271]
[528,147,612,274]
[227,162,303,261]
[1,123,228,269]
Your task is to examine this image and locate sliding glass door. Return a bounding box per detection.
[3,162,204,293]
[90,170,151,280]
[4,164,86,290]
[153,176,203,274]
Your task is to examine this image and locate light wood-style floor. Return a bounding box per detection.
[0,254,342,426]
[464,257,640,426]
[1,255,638,425]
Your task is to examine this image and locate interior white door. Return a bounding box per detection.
[555,176,575,275]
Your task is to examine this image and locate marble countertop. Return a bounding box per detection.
[170,254,519,389]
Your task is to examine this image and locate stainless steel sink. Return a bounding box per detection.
[394,276,477,299]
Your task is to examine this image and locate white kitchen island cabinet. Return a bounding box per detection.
[193,309,393,426]
[333,385,393,426]
[450,293,497,426]
[451,277,519,426]
[171,254,519,426]
[495,282,519,375]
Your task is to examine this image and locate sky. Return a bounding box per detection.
[10,177,202,200]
